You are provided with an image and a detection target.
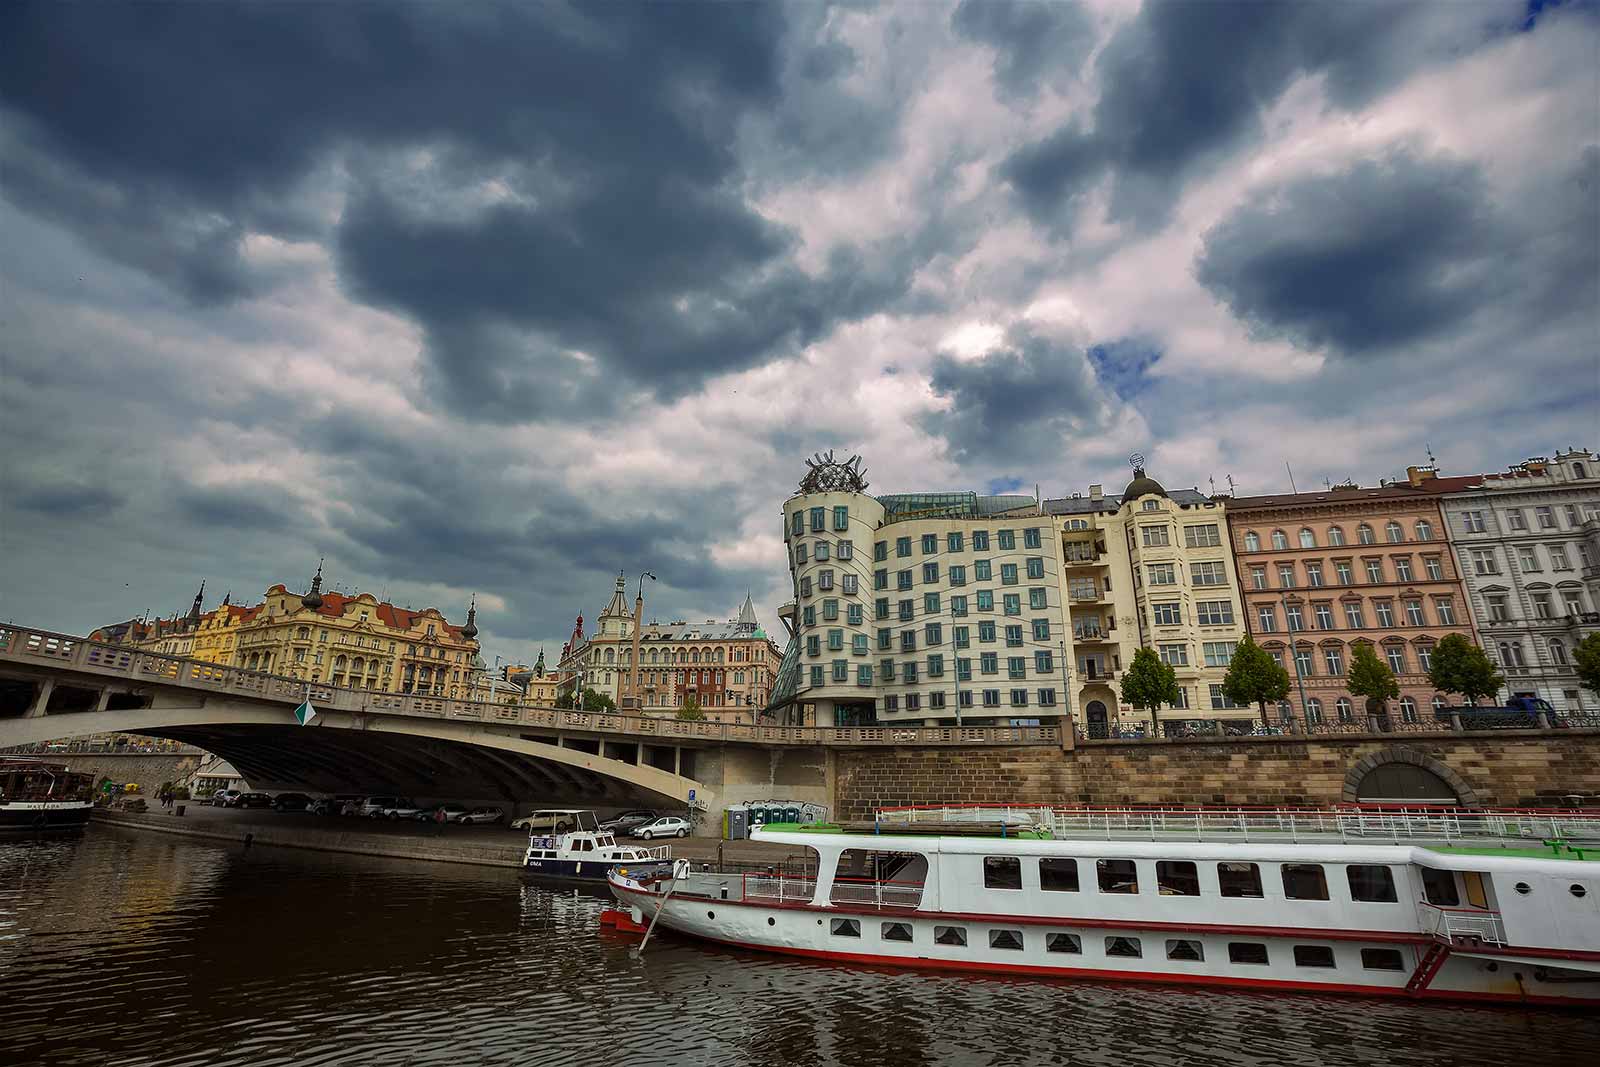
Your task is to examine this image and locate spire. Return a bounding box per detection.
[301,560,324,610]
[222,590,231,606]
[534,647,546,675]
[461,594,479,640]
[187,580,205,623]
[735,591,758,632]
[600,572,631,620]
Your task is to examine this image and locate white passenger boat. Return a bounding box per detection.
[0,758,95,832]
[522,809,670,880]
[608,805,1600,1006]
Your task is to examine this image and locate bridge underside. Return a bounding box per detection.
[126,724,678,806]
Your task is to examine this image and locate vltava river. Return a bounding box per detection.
[3,831,1598,1067]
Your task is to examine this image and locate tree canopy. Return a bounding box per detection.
[1575,632,1600,698]
[1220,636,1290,720]
[1427,634,1503,705]
[676,695,706,721]
[1347,642,1400,714]
[1120,647,1179,729]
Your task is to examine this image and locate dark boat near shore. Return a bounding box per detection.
[0,758,95,832]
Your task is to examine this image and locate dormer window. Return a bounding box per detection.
[1142,500,1158,511]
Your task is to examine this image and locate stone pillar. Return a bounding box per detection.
[94,687,113,712]
[26,678,55,718]
[1450,710,1464,732]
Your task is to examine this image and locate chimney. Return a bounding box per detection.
[1405,465,1437,488]
[1089,484,1103,500]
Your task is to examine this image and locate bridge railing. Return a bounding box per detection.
[0,624,1062,748]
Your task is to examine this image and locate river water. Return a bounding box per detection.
[3,831,1598,1067]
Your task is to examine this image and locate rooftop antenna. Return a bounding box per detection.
[1225,474,1237,496]
[1208,476,1216,496]
[1323,475,1332,489]
[1426,442,1438,466]
[1285,461,1299,494]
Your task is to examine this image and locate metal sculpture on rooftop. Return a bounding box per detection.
[799,450,869,494]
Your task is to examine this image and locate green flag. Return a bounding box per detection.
[292,700,316,726]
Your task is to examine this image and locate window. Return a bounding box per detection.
[823,597,839,620]
[1210,685,1240,710]
[979,620,996,642]
[1374,601,1394,626]
[1550,638,1568,665]
[1385,521,1403,543]
[972,530,989,551]
[1040,858,1079,891]
[997,529,1016,550]
[925,622,943,646]
[1035,647,1054,672]
[983,856,1022,890]
[828,628,844,650]
[1361,948,1405,971]
[989,929,1024,951]
[832,659,848,682]
[852,633,869,656]
[1278,563,1297,588]
[807,635,821,657]
[1186,524,1221,548]
[875,599,890,622]
[847,603,863,626]
[1156,861,1200,896]
[809,665,823,687]
[1045,932,1082,954]
[1405,600,1425,626]
[1143,500,1159,511]
[1229,942,1270,965]
[924,593,940,615]
[897,570,913,591]
[900,630,917,653]
[1218,862,1262,898]
[1008,657,1026,680]
[1097,859,1138,894]
[1550,544,1571,570]
[1105,936,1142,958]
[1294,945,1336,968]
[1142,524,1170,547]
[1282,863,1329,900]
[1461,511,1485,533]
[1153,602,1182,626]
[902,663,918,685]
[1037,688,1057,707]
[1023,527,1042,549]
[800,577,813,599]
[1203,641,1234,667]
[1358,524,1375,545]
[1294,648,1314,676]
[1506,509,1528,532]
[842,575,859,596]
[896,536,912,558]
[934,926,967,947]
[948,564,966,587]
[1148,563,1176,585]
[1244,531,1261,551]
[1256,605,1277,632]
[1420,868,1459,907]
[974,560,992,581]
[1343,602,1365,628]
[1417,645,1433,672]
[1305,562,1324,587]
[1469,548,1499,576]
[1314,604,1334,630]
[947,532,964,553]
[922,562,939,584]
[1000,563,1018,586]
[815,542,830,561]
[1393,557,1413,582]
[1286,604,1304,632]
[1517,546,1541,573]
[874,570,888,592]
[1158,644,1189,666]
[1347,865,1397,903]
[1029,588,1047,610]
[1328,526,1346,546]
[1335,697,1354,722]
[1196,600,1234,626]
[837,540,853,561]
[1423,556,1443,580]
[1385,645,1406,673]
[810,507,826,532]
[976,591,994,613]
[1250,565,1268,590]
[882,922,913,943]
[1025,557,1045,580]
[1272,530,1289,550]
[1334,561,1354,585]
[1192,562,1226,587]
[830,918,860,938]
[982,689,1000,707]
[1323,647,1344,675]
[792,511,805,537]
[921,534,937,555]
[1004,625,1023,647]
[1166,939,1204,962]
[979,651,999,675]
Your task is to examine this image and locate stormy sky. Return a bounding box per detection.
[2,1,1596,667]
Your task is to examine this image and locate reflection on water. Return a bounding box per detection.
[3,831,1598,1067]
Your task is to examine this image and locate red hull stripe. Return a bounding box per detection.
[667,927,1597,1008]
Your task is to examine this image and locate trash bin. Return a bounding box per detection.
[175,804,186,817]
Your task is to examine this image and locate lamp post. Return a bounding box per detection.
[1281,590,1308,730]
[628,571,656,712]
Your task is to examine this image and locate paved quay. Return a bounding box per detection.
[90,803,808,870]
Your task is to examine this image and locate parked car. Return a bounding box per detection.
[599,809,657,834]
[235,792,274,809]
[310,794,364,816]
[456,806,505,826]
[211,789,241,808]
[272,792,312,812]
[355,796,405,819]
[511,811,580,833]
[422,802,472,822]
[632,815,690,840]
[381,799,428,820]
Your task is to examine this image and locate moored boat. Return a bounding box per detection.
[608,804,1600,1006]
[522,808,670,880]
[0,758,95,832]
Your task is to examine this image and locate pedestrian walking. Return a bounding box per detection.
[433,805,447,836]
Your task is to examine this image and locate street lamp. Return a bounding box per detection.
[628,571,656,712]
[1281,590,1308,730]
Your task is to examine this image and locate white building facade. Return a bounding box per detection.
[1439,450,1600,713]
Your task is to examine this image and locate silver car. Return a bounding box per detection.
[633,815,690,840]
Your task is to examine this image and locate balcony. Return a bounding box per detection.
[1069,588,1108,605]
[1073,628,1113,644]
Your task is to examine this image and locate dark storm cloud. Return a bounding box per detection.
[1,2,904,410]
[1195,147,1599,355]
[10,484,125,519]
[1002,0,1519,229]
[952,0,1096,98]
[176,486,297,533]
[921,325,1109,466]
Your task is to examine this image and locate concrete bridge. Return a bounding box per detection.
[0,624,1057,815]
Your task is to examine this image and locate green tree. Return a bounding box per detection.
[1347,642,1400,718]
[1220,636,1291,724]
[1575,632,1600,699]
[581,688,616,712]
[1427,633,1504,705]
[676,695,706,721]
[1120,647,1179,733]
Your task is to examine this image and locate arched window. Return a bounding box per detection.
[1414,519,1433,541]
[335,654,348,670]
[604,648,614,663]
[1299,528,1316,548]
[1549,638,1568,665]
[1272,530,1289,550]
[1244,531,1260,552]
[1358,524,1375,545]
[1327,526,1346,546]
[1385,521,1403,543]
[1305,697,1323,724]
[717,648,725,663]
[352,657,364,675]
[1431,695,1448,715]
[1399,696,1418,723]
[1335,697,1353,723]
[1574,462,1587,479]
[298,626,310,640]
[692,651,701,664]
[1498,641,1525,667]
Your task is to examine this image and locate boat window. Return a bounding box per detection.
[1281,863,1329,901]
[1346,865,1398,903]
[1420,868,1460,907]
[1166,939,1204,961]
[1097,859,1139,894]
[1045,932,1081,954]
[1157,861,1200,896]
[983,856,1023,890]
[1217,862,1263,898]
[935,926,967,947]
[1361,948,1405,971]
[1228,942,1270,965]
[833,849,928,908]
[881,922,913,943]
[830,918,861,938]
[1294,945,1336,968]
[989,929,1024,951]
[1039,858,1079,892]
[1105,936,1142,958]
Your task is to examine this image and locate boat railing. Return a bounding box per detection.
[874,804,1600,845]
[744,873,819,905]
[633,845,672,861]
[827,876,925,909]
[1417,902,1506,947]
